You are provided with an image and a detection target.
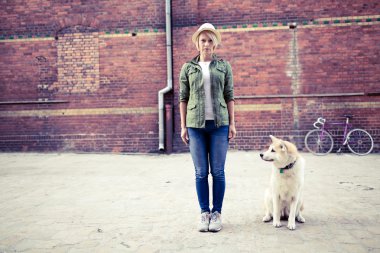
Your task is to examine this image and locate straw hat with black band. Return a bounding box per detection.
[192,23,221,45]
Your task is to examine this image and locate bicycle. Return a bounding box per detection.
[304,115,374,156]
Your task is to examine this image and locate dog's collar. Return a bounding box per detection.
[279,160,296,174]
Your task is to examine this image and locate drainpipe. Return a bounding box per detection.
[158,0,173,151]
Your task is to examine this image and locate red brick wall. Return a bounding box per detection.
[172,21,380,153]
[0,1,165,35]
[0,0,167,152]
[0,28,166,152]
[173,0,380,26]
[1,1,379,153]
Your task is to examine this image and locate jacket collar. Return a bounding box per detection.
[190,54,222,65]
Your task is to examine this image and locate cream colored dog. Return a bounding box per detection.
[260,135,305,230]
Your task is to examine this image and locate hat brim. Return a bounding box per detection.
[192,28,221,45]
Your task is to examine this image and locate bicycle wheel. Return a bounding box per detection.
[304,129,334,155]
[347,129,374,155]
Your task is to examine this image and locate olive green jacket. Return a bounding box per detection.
[179,54,234,128]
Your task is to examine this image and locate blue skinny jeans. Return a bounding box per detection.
[187,120,229,214]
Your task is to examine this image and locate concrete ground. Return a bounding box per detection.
[0,151,379,253]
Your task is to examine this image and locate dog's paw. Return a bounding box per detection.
[287,221,296,230]
[262,215,272,222]
[296,215,305,223]
[273,220,282,228]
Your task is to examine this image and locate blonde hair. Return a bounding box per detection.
[196,31,219,51]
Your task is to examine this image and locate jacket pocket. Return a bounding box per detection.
[188,65,200,76]
[188,67,201,91]
[214,66,226,85]
[219,99,229,124]
[220,100,227,108]
[216,66,227,73]
[187,103,197,110]
[186,103,198,127]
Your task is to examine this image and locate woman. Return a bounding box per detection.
[179,23,236,232]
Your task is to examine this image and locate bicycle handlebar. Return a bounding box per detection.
[313,117,326,129]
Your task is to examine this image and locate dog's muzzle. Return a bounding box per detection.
[259,153,274,162]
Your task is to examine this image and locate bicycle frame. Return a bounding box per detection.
[316,117,352,147]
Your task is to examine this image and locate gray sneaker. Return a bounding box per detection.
[198,212,210,232]
[209,211,222,232]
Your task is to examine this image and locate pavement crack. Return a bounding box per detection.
[120,242,130,248]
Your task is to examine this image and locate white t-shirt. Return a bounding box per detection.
[199,61,214,120]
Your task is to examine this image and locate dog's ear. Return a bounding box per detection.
[269,135,278,142]
[283,140,298,156]
[280,141,287,152]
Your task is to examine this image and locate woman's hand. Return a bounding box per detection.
[181,127,189,145]
[229,124,236,140]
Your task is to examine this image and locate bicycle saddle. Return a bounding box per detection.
[343,114,353,119]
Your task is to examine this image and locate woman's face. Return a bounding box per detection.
[198,32,215,57]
